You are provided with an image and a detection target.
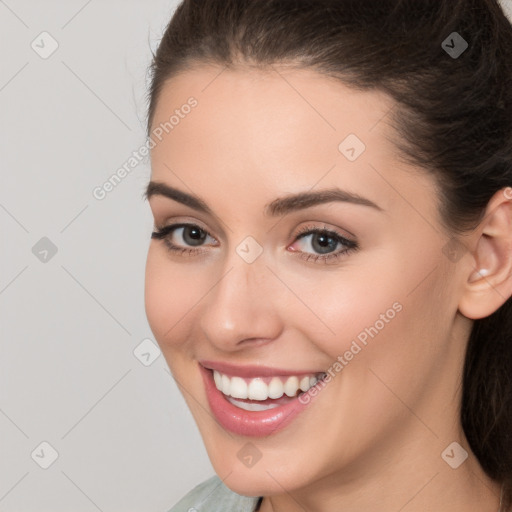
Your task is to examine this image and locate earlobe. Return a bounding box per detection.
[458,187,512,320]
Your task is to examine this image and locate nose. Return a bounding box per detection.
[198,254,283,351]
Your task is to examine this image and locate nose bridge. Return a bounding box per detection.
[199,244,283,348]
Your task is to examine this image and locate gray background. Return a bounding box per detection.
[0,1,213,511]
[1,1,511,511]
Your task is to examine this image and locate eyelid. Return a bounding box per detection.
[153,216,219,239]
[153,220,356,246]
[288,223,358,258]
[293,222,356,243]
[152,222,218,245]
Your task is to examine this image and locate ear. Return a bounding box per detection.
[458,187,512,320]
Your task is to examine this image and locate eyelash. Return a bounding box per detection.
[151,223,359,264]
[293,224,358,263]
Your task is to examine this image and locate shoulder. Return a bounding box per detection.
[166,475,261,512]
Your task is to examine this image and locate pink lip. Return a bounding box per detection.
[199,363,322,437]
[199,359,322,378]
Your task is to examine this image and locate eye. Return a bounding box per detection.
[288,224,359,264]
[151,223,217,255]
[151,222,359,264]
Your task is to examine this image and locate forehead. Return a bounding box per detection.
[149,65,435,219]
[150,64,396,148]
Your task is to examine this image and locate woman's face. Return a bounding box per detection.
[145,65,471,496]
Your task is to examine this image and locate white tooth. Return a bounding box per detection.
[215,371,320,400]
[299,375,311,392]
[268,377,284,399]
[227,396,280,411]
[213,370,222,391]
[284,376,300,397]
[248,378,269,400]
[230,376,248,399]
[221,374,231,395]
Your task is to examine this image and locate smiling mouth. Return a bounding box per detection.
[199,363,329,436]
[211,368,326,410]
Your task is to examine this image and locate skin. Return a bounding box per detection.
[144,64,512,512]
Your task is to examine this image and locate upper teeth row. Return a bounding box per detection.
[213,370,323,401]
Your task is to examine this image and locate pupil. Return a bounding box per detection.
[184,226,206,246]
[313,233,336,254]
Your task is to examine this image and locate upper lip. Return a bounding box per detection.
[199,360,324,378]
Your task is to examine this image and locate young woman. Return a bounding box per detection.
[143,1,512,510]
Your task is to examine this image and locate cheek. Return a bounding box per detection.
[144,246,201,348]
[287,262,404,363]
[321,258,453,425]
[298,245,446,385]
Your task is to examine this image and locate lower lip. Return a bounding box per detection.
[199,364,320,437]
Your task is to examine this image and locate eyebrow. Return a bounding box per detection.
[144,181,383,217]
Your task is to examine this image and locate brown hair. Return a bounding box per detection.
[146,0,512,507]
